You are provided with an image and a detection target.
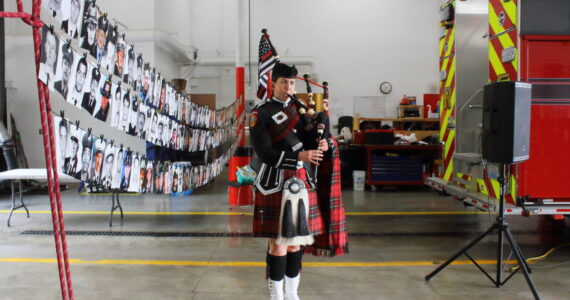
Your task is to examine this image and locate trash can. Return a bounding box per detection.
[353,170,366,191]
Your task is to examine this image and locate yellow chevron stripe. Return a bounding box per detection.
[445,28,455,58]
[510,174,517,198]
[502,0,517,27]
[444,156,453,181]
[443,129,455,162]
[489,43,507,78]
[477,179,488,194]
[445,57,456,89]
[491,178,501,199]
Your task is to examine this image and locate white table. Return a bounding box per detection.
[0,169,123,227]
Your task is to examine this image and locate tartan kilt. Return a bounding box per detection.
[253,167,324,238]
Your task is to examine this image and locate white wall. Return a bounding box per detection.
[189,0,441,123]
[4,0,440,167]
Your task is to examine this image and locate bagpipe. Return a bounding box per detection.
[292,74,330,150]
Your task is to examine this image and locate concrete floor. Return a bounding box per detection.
[1,172,569,300]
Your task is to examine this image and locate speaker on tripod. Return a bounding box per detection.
[426,81,540,300]
[482,81,532,163]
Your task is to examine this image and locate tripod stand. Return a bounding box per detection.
[425,163,540,300]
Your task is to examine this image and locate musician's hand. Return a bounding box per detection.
[318,139,329,152]
[298,150,323,165]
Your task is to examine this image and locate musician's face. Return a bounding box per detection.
[272,77,295,101]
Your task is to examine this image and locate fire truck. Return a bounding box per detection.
[426,0,570,217]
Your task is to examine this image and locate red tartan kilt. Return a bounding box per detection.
[253,168,324,238]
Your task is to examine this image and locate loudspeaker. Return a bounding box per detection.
[482,81,532,163]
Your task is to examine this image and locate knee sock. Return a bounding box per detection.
[285,250,303,278]
[266,252,287,281]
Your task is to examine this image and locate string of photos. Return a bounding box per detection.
[38,0,240,154]
[54,113,239,195]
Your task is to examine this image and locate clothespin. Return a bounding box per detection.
[103,13,108,20]
[49,25,54,33]
[87,128,93,135]
[110,140,114,147]
[97,63,101,69]
[99,134,104,140]
[120,144,123,150]
[75,120,80,127]
[114,25,118,32]
[60,110,65,118]
[118,82,121,88]
[83,52,88,59]
[127,147,131,152]
[66,39,71,46]
[122,33,126,40]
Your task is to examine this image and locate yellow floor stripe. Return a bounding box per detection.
[0,257,517,268]
[0,210,490,216]
[80,193,141,196]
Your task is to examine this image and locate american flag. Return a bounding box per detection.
[257,33,277,100]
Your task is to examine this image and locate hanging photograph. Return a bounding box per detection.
[128,153,141,192]
[100,143,115,188]
[137,103,148,139]
[140,64,150,100]
[144,160,154,194]
[158,79,166,111]
[63,122,82,178]
[146,108,158,144]
[81,65,101,115]
[109,82,122,127]
[113,34,126,78]
[120,150,132,190]
[155,161,164,194]
[91,15,108,63]
[101,23,117,72]
[66,52,88,107]
[163,162,172,195]
[42,0,66,25]
[91,137,106,184]
[147,68,155,105]
[93,76,112,121]
[79,131,93,182]
[127,94,139,136]
[153,73,162,108]
[80,1,98,52]
[54,42,74,99]
[119,90,131,132]
[111,147,124,189]
[123,45,133,84]
[38,26,60,91]
[134,54,143,91]
[54,116,68,173]
[139,158,147,193]
[61,0,83,39]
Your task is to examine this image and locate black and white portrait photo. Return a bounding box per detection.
[134,54,143,92]
[63,122,82,178]
[42,0,66,24]
[124,46,134,85]
[66,55,88,107]
[100,144,115,188]
[39,26,60,90]
[101,24,117,72]
[137,103,148,139]
[153,73,162,108]
[109,82,122,128]
[144,160,154,194]
[147,109,158,144]
[81,65,101,115]
[54,116,68,172]
[119,91,130,132]
[61,0,83,39]
[111,147,124,190]
[54,43,74,99]
[80,1,98,52]
[94,76,112,121]
[128,153,140,193]
[79,131,93,182]
[127,95,139,136]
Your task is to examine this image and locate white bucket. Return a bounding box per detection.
[353,170,366,191]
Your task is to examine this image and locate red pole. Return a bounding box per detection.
[236,66,246,146]
[30,0,74,299]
